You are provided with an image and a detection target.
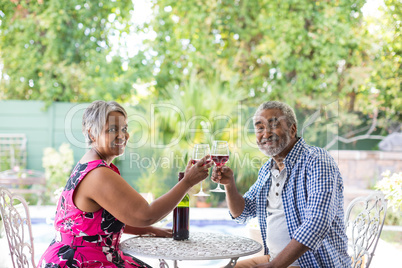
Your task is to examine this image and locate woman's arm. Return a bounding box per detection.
[74,156,212,227]
[124,225,172,238]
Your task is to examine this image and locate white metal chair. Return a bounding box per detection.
[0,134,27,171]
[0,187,36,268]
[345,192,387,268]
[0,134,46,204]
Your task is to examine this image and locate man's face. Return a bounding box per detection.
[254,109,296,157]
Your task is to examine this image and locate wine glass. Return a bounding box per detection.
[192,144,211,197]
[210,140,229,193]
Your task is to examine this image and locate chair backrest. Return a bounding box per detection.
[345,192,387,268]
[0,187,35,268]
[0,134,27,171]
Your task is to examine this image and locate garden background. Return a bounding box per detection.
[0,0,402,266]
[1,0,400,203]
[0,0,401,247]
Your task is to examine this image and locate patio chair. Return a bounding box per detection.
[0,134,46,204]
[0,134,27,171]
[345,192,387,268]
[0,187,36,268]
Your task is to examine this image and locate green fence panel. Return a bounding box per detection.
[0,100,141,188]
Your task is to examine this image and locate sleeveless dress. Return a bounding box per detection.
[37,160,152,268]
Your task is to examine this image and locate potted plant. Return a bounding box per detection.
[375,171,402,225]
[196,196,211,208]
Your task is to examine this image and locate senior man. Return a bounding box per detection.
[212,101,351,268]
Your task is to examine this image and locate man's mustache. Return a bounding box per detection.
[260,134,279,144]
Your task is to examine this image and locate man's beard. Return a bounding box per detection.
[258,132,291,157]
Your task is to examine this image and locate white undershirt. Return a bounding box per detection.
[266,165,300,266]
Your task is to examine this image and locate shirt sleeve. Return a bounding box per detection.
[292,150,340,250]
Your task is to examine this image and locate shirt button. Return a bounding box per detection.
[276,183,280,187]
[275,192,279,196]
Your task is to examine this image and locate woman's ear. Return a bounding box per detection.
[88,130,95,142]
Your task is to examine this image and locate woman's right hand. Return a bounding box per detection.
[183,155,213,187]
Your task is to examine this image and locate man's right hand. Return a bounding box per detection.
[212,165,245,218]
[211,165,234,186]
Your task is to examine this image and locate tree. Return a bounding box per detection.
[0,0,152,104]
[368,0,401,123]
[132,0,401,148]
[136,1,370,104]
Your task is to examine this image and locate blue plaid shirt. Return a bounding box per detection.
[233,138,351,267]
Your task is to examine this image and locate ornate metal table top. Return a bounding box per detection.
[119,232,262,261]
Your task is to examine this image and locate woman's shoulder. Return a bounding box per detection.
[69,160,109,178]
[77,159,111,169]
[80,159,120,175]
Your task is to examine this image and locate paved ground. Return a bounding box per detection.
[1,206,401,267]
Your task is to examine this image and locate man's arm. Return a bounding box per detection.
[224,176,245,218]
[292,152,341,250]
[255,239,309,268]
[211,166,245,218]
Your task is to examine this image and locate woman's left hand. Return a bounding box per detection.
[124,225,172,237]
[146,226,173,238]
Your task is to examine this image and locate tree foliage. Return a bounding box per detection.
[133,0,400,132]
[0,0,152,103]
[368,0,401,122]
[138,1,356,99]
[2,0,400,201]
[1,0,400,124]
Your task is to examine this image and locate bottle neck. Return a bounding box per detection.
[177,171,189,206]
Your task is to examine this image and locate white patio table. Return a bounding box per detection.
[119,231,262,268]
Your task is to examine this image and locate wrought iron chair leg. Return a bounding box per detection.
[159,259,170,268]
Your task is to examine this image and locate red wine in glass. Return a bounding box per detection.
[210,140,229,193]
[211,155,229,167]
[191,159,212,165]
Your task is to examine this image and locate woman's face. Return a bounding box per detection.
[94,111,129,158]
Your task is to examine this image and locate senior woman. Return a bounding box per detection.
[37,100,212,268]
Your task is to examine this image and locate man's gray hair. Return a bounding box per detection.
[82,100,127,145]
[254,101,298,127]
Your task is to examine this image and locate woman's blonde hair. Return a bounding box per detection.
[82,100,127,145]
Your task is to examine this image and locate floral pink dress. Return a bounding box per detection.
[37,160,152,268]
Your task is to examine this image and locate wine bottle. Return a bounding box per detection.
[173,172,190,240]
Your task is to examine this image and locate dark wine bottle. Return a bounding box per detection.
[173,172,190,240]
